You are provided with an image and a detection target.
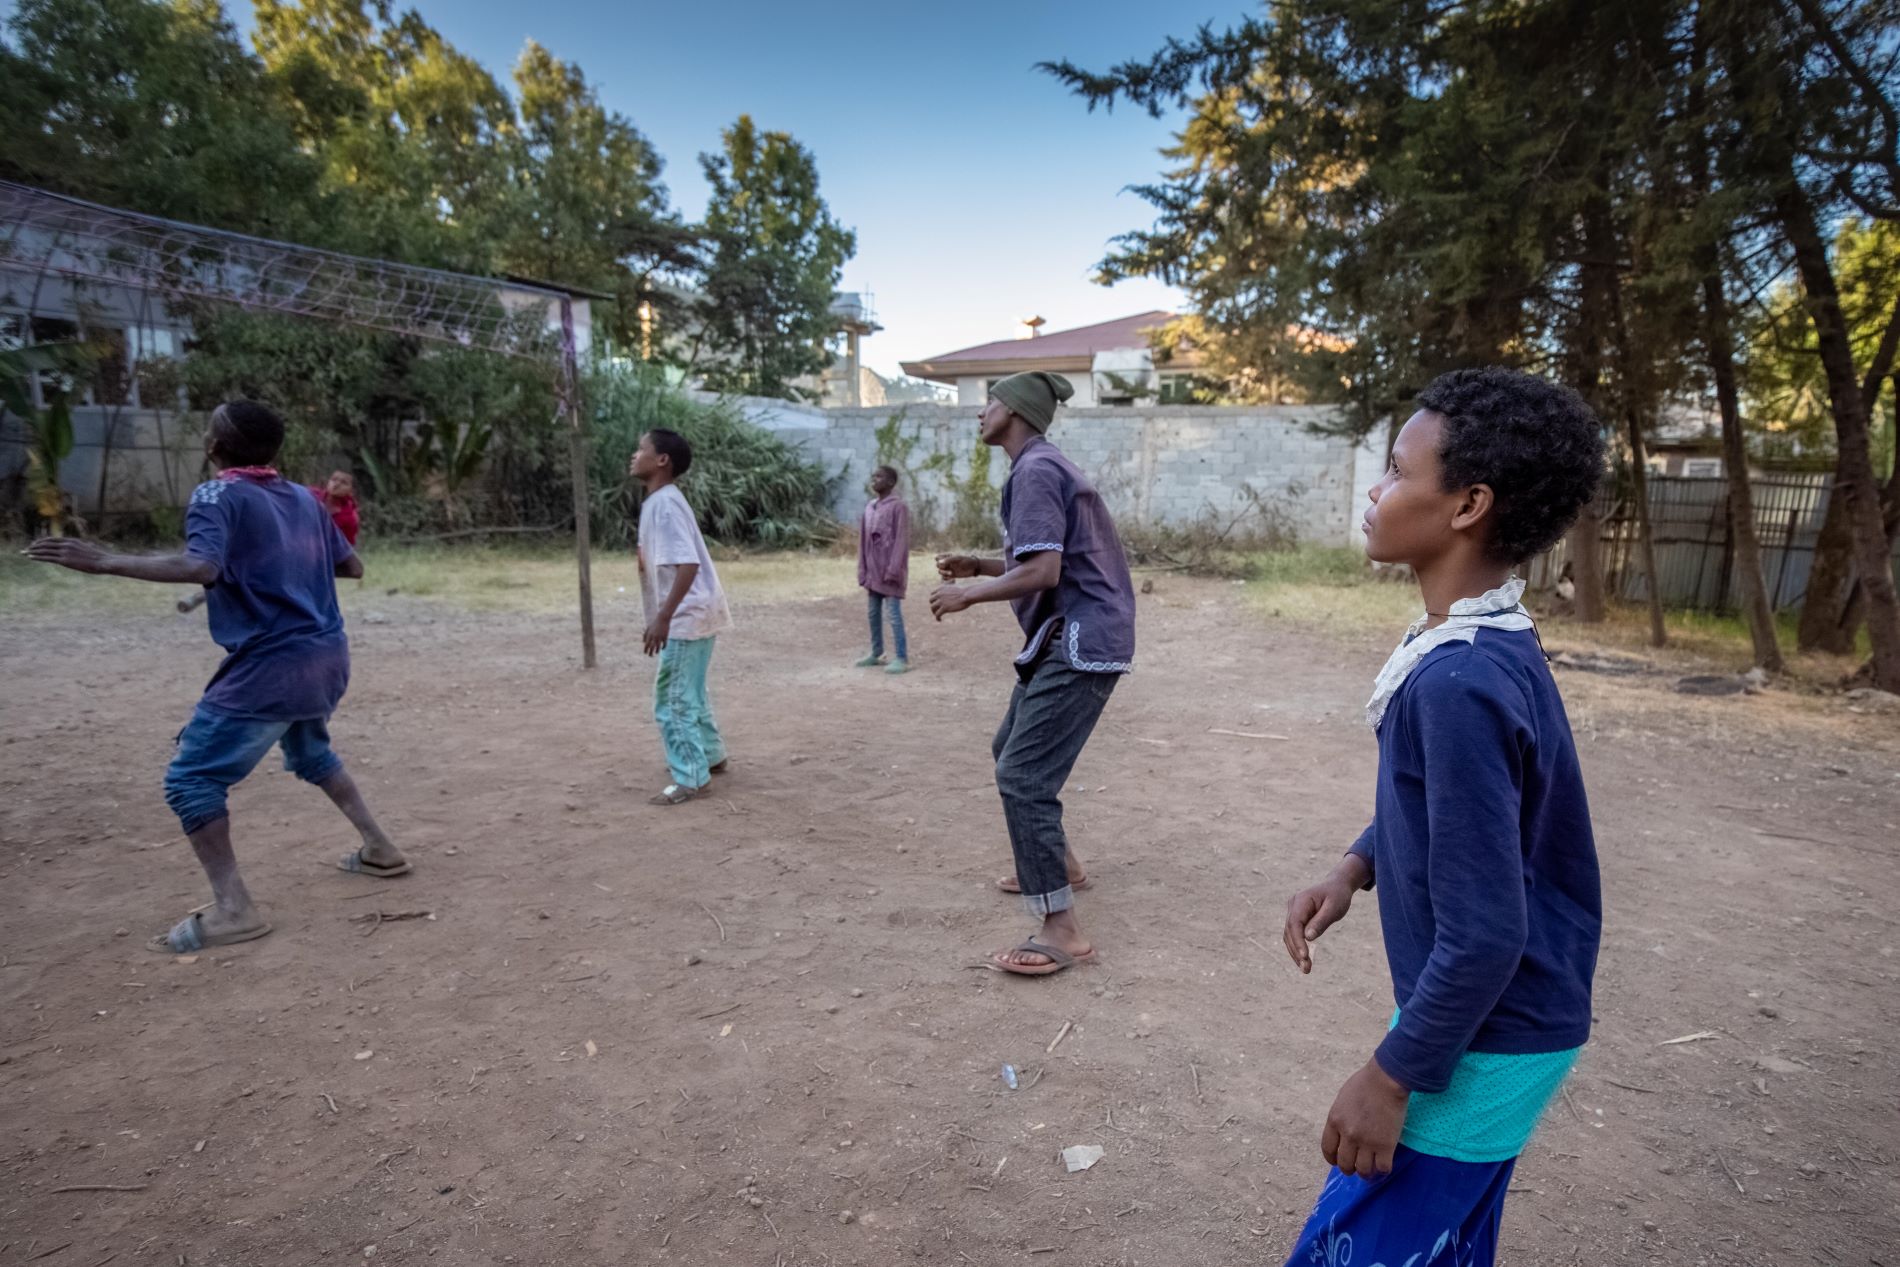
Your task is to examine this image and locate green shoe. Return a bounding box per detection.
[854,653,883,668]
[885,658,910,675]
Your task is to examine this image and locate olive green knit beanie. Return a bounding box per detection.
[989,371,1075,433]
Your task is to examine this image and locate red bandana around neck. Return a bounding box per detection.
[218,466,280,483]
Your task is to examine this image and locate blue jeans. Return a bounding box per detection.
[991,650,1118,916]
[654,636,725,788]
[164,703,344,834]
[868,592,907,661]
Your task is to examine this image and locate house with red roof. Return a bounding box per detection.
[899,311,1207,408]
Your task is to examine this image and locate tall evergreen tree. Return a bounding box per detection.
[693,116,856,400]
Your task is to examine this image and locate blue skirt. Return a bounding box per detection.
[1283,1145,1516,1267]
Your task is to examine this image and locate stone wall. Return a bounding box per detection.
[754,403,1380,548]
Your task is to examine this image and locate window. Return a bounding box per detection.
[1157,372,1211,404]
[91,327,131,406]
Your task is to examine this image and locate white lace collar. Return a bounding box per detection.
[1364,577,1533,731]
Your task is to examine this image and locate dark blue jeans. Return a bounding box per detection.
[991,651,1118,915]
[164,703,345,834]
[868,591,908,661]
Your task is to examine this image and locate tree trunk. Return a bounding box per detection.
[1776,181,1900,690]
[1564,220,1614,625]
[1703,270,1785,670]
[1599,223,1667,648]
[1799,491,1860,651]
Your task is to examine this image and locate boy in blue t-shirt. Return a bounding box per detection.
[25,401,409,954]
[1277,368,1605,1266]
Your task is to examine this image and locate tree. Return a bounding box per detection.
[0,0,326,240]
[252,0,517,270]
[1716,0,1900,686]
[693,116,856,400]
[503,42,698,348]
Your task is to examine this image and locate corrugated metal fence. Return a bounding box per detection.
[1528,473,1900,613]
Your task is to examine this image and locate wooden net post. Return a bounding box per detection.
[560,296,597,669]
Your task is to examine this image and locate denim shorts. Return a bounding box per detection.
[163,703,343,834]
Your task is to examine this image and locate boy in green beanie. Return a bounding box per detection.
[930,371,1136,976]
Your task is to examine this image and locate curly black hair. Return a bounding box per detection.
[209,400,285,467]
[645,427,693,477]
[1416,367,1605,564]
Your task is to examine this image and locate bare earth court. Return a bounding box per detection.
[3,556,1896,1266]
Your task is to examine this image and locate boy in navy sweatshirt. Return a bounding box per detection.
[1278,368,1605,1266]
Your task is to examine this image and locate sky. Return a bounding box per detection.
[181,0,1254,377]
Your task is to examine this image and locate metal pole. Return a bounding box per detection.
[560,296,597,669]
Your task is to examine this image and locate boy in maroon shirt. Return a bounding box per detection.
[855,465,911,673]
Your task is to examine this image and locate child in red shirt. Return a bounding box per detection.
[308,470,359,546]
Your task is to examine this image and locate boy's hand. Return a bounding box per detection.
[1283,854,1369,974]
[935,554,981,580]
[23,538,110,573]
[929,583,971,621]
[643,614,671,656]
[1321,1058,1410,1178]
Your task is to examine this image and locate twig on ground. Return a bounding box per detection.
[1717,1153,1746,1194]
[697,902,726,943]
[696,1003,741,1020]
[1046,1021,1074,1055]
[320,1092,339,1115]
[1190,1063,1203,1101]
[1207,728,1291,741]
[1560,1085,1584,1124]
[51,1185,148,1194]
[1602,1078,1659,1094]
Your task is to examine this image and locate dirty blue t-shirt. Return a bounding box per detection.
[184,473,353,720]
[1002,436,1136,673]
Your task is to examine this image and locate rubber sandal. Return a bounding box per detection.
[709,760,730,775]
[147,910,273,955]
[338,849,413,878]
[989,938,1096,977]
[995,874,1089,895]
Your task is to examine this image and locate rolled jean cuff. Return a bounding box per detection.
[174,806,230,837]
[1019,882,1075,917]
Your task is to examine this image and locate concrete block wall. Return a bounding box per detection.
[1,406,206,527]
[769,403,1369,547]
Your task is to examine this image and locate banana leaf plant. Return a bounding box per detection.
[0,341,96,536]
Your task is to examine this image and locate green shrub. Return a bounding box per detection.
[588,365,838,549]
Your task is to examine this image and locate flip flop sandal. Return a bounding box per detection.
[147,910,273,955]
[648,783,708,806]
[339,849,413,877]
[995,874,1090,894]
[709,760,730,775]
[990,938,1097,977]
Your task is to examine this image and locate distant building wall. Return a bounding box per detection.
[745,401,1381,547]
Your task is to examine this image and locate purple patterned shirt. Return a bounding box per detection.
[1002,437,1136,673]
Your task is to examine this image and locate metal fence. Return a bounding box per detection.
[1527,473,1900,614]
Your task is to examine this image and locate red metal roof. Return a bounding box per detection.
[912,310,1176,365]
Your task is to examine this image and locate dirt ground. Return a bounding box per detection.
[3,561,1897,1266]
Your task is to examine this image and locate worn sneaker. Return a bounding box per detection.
[885,658,910,675]
[853,653,883,668]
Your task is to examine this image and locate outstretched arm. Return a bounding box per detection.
[25,538,217,586]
